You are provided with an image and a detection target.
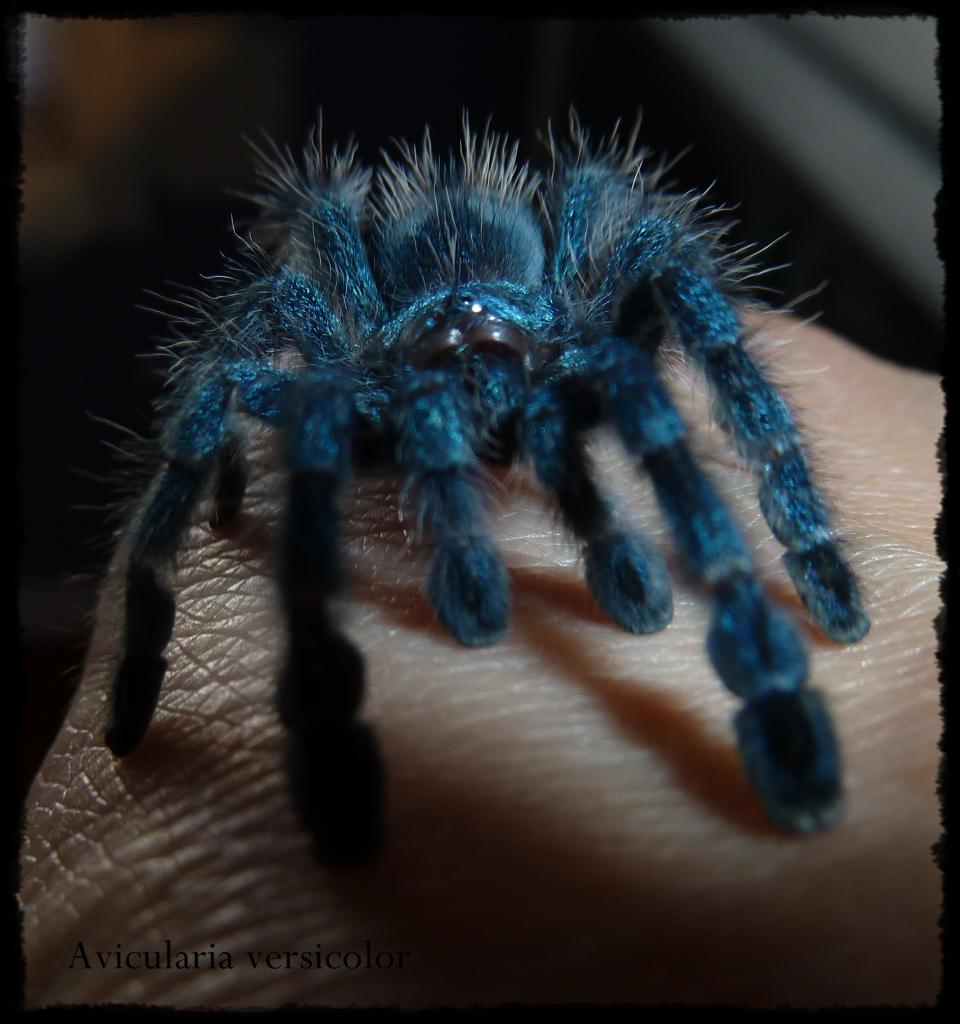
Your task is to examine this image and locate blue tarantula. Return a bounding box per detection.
[105,115,869,863]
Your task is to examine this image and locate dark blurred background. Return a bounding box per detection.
[19,16,941,798]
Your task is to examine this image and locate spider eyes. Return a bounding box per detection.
[397,305,531,370]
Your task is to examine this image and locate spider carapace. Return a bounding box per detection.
[105,115,869,863]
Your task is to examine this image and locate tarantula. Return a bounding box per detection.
[105,115,869,863]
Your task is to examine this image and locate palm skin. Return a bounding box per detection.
[20,315,941,1007]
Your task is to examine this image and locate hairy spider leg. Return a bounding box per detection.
[660,266,869,643]
[105,377,230,756]
[392,363,511,646]
[220,357,382,862]
[213,208,385,862]
[202,254,372,534]
[273,373,383,864]
[541,166,677,635]
[108,351,382,860]
[526,380,674,634]
[599,334,842,833]
[104,313,316,757]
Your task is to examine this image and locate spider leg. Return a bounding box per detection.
[662,267,869,643]
[109,353,381,860]
[526,381,673,633]
[393,365,510,646]
[225,358,381,861]
[269,373,382,863]
[106,377,230,756]
[601,335,841,833]
[106,361,295,756]
[201,262,355,532]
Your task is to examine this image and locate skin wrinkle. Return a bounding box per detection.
[21,317,941,1007]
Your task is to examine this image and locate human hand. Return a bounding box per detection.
[20,314,941,1007]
